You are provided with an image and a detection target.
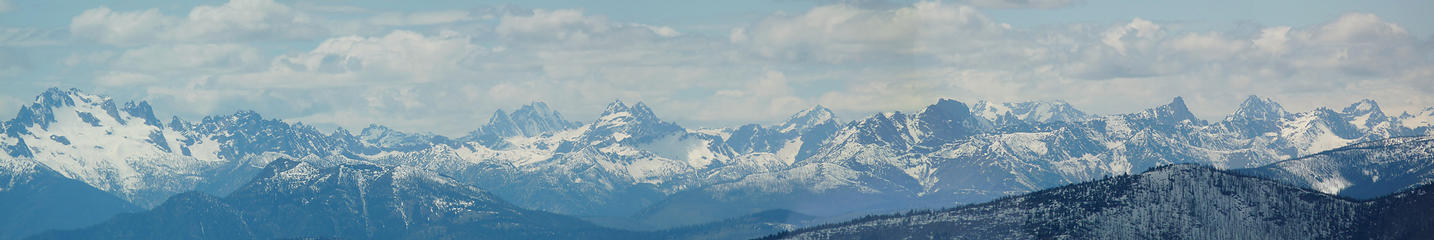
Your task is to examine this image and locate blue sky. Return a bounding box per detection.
[0,0,1430,135]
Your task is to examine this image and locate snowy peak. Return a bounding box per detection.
[359,124,451,150]
[479,101,580,138]
[1129,96,1202,124]
[840,98,981,148]
[586,99,682,143]
[34,87,81,109]
[1341,99,1389,129]
[779,105,837,133]
[1228,95,1289,122]
[919,98,973,123]
[191,110,349,160]
[594,100,664,127]
[917,98,983,135]
[971,99,1090,123]
[1342,99,1383,117]
[4,88,162,133]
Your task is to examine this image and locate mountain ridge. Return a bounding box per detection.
[5,88,1434,233]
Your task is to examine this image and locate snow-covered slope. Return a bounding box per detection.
[1240,136,1434,199]
[760,165,1433,240]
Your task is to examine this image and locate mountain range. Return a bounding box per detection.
[3,88,1434,239]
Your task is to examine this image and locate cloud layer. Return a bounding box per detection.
[9,0,1431,135]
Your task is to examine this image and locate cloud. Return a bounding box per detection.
[70,0,326,46]
[62,51,116,67]
[733,2,1430,120]
[40,1,1434,135]
[113,44,263,73]
[732,2,1008,63]
[95,71,160,86]
[0,0,11,12]
[125,30,494,133]
[70,7,176,46]
[369,10,475,26]
[261,30,483,85]
[496,8,680,45]
[960,0,1080,9]
[0,28,67,46]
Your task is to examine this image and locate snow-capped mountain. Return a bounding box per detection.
[469,101,581,139]
[777,105,838,133]
[358,124,455,151]
[0,89,361,208]
[1241,135,1434,199]
[0,88,229,207]
[634,96,1434,227]
[971,99,1091,125]
[32,159,636,240]
[5,88,1434,233]
[759,165,1434,239]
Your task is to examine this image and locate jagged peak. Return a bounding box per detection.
[34,87,79,107]
[330,127,354,138]
[221,110,263,120]
[491,108,510,119]
[1341,99,1384,116]
[791,105,834,119]
[1228,95,1288,121]
[780,105,837,132]
[120,100,162,127]
[21,88,118,112]
[920,98,972,120]
[974,99,1090,123]
[1132,96,1200,123]
[509,101,572,124]
[598,99,659,120]
[474,101,579,138]
[485,108,512,126]
[601,99,630,115]
[515,101,553,113]
[360,124,393,135]
[630,101,656,117]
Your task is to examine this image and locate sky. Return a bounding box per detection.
[0,0,1430,135]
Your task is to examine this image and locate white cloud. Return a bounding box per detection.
[370,10,475,26]
[0,28,67,46]
[62,50,116,67]
[960,0,1079,9]
[70,7,177,46]
[264,30,482,84]
[113,44,263,73]
[1100,18,1161,56]
[732,2,1007,63]
[496,8,680,45]
[43,1,1434,135]
[1252,26,1292,55]
[95,71,160,86]
[0,0,12,12]
[70,0,326,46]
